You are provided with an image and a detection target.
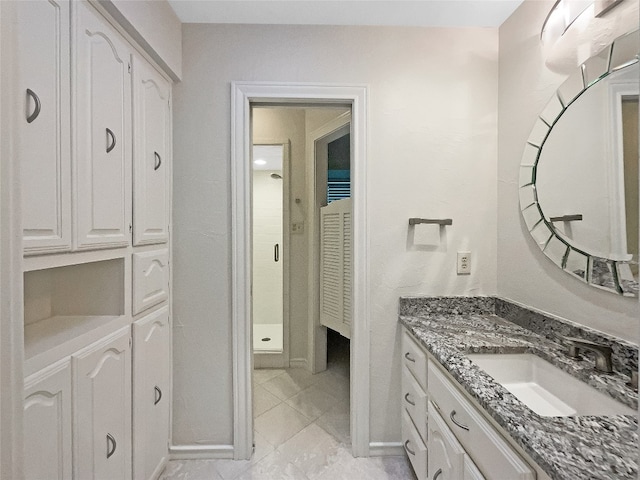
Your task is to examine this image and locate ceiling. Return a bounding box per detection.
[167,0,525,27]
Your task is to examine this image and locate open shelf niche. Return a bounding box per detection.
[24,257,129,375]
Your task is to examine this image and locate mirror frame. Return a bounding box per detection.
[519,29,639,297]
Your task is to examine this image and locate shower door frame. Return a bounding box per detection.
[231,82,370,460]
[251,139,291,368]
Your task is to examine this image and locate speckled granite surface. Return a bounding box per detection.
[399,296,638,480]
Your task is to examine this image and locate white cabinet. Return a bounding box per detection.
[427,403,465,480]
[401,327,535,480]
[73,327,132,480]
[133,306,171,480]
[23,359,72,480]
[17,0,72,254]
[132,249,170,315]
[132,55,171,246]
[74,1,132,250]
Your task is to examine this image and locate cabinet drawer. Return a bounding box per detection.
[402,368,427,443]
[401,409,427,480]
[402,330,427,390]
[428,362,535,480]
[133,249,169,315]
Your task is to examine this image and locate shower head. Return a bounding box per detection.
[270,173,283,180]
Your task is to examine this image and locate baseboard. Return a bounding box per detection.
[369,442,405,456]
[253,352,287,369]
[289,357,308,369]
[169,444,234,460]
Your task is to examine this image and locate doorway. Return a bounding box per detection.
[231,83,370,460]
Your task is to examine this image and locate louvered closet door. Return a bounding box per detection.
[320,198,352,339]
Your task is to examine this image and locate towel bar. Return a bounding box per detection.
[408,218,453,226]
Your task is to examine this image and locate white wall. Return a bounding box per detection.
[173,24,498,447]
[497,0,640,341]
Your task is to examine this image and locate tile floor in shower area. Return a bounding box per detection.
[161,333,415,480]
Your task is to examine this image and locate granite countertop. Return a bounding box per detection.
[399,298,638,480]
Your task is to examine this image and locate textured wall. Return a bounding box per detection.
[172,23,498,447]
[497,0,640,341]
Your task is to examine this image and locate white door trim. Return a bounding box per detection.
[1,1,25,476]
[306,112,351,374]
[231,82,370,459]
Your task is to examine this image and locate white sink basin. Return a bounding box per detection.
[466,353,635,417]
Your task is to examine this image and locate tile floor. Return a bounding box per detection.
[161,334,415,480]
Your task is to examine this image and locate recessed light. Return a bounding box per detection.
[254,159,266,166]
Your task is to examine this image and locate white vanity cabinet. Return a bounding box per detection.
[132,55,171,246]
[23,359,73,480]
[17,0,72,255]
[401,327,536,480]
[132,306,171,480]
[74,1,133,250]
[73,327,132,480]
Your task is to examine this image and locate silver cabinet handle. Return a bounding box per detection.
[106,433,116,459]
[404,392,415,406]
[404,352,415,363]
[154,151,162,171]
[26,89,41,123]
[403,440,415,456]
[433,468,443,480]
[450,410,469,431]
[154,386,162,405]
[106,128,116,153]
[274,243,279,262]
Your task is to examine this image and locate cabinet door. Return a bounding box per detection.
[74,2,132,250]
[24,359,72,480]
[427,402,465,480]
[132,55,170,246]
[73,328,132,480]
[17,0,72,254]
[133,306,171,480]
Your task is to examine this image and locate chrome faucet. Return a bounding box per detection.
[560,336,614,373]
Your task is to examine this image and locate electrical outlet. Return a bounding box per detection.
[291,221,304,234]
[457,251,471,275]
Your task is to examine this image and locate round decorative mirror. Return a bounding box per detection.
[519,29,639,297]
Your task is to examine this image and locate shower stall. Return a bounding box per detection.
[252,145,286,366]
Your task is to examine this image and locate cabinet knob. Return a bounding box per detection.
[154,386,162,405]
[106,433,117,459]
[106,128,116,153]
[26,89,41,123]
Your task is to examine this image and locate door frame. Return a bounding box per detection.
[1,1,25,477]
[231,82,370,459]
[251,139,291,369]
[306,113,351,373]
